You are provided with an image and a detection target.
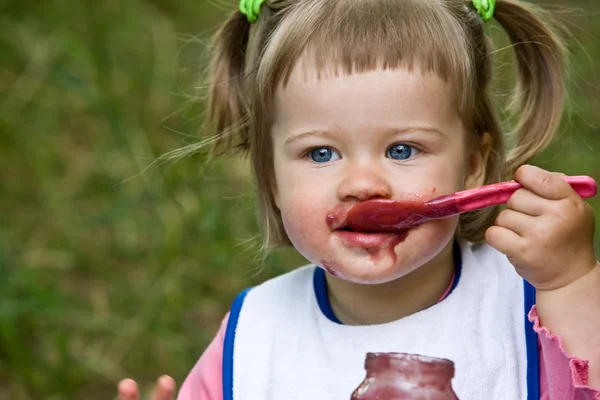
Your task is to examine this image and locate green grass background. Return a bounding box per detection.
[0,1,598,399]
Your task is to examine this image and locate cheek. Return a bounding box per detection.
[278,193,336,264]
[273,159,334,257]
[280,197,324,241]
[414,218,458,255]
[387,217,458,280]
[391,160,466,200]
[419,144,469,191]
[415,168,466,197]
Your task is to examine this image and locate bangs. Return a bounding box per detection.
[256,0,476,111]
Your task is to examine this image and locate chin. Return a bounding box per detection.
[335,254,422,285]
[321,224,456,284]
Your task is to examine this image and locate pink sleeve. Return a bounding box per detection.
[531,306,600,400]
[177,313,229,400]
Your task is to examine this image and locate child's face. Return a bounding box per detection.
[271,62,484,284]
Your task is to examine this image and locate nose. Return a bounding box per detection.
[337,163,393,202]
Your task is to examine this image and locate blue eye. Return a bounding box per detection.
[386,144,418,160]
[308,147,341,163]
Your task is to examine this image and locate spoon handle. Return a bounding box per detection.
[454,176,597,213]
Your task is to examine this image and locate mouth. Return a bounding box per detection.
[334,228,408,249]
[327,205,408,248]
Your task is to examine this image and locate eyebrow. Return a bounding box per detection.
[284,130,335,145]
[284,126,448,145]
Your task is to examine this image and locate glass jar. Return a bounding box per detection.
[351,352,459,400]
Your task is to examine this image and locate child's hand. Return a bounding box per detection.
[118,376,176,400]
[485,165,598,291]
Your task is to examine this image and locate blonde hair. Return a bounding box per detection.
[203,0,566,248]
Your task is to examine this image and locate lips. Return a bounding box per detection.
[327,204,408,248]
[334,230,406,247]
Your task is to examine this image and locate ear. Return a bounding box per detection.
[464,132,492,190]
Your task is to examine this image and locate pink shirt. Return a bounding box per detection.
[178,270,600,400]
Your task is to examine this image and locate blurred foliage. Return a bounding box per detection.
[0,0,598,399]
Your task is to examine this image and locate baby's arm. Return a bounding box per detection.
[483,166,600,395]
[532,304,600,400]
[177,313,229,400]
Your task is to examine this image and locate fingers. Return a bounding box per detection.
[495,209,536,237]
[506,188,548,216]
[151,376,176,400]
[515,165,572,200]
[118,376,175,400]
[485,225,523,257]
[118,379,140,400]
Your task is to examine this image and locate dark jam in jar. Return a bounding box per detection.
[351,353,459,400]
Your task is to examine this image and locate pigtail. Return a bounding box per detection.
[493,0,567,177]
[205,11,252,155]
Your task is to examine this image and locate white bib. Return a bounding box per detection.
[222,241,539,400]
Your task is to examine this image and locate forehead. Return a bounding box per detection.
[272,58,459,131]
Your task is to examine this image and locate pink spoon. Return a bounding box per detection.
[347,176,598,233]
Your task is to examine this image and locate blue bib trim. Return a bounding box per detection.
[313,265,343,324]
[223,288,251,400]
[523,280,540,400]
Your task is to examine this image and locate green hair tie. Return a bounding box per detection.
[472,0,496,22]
[240,0,266,23]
